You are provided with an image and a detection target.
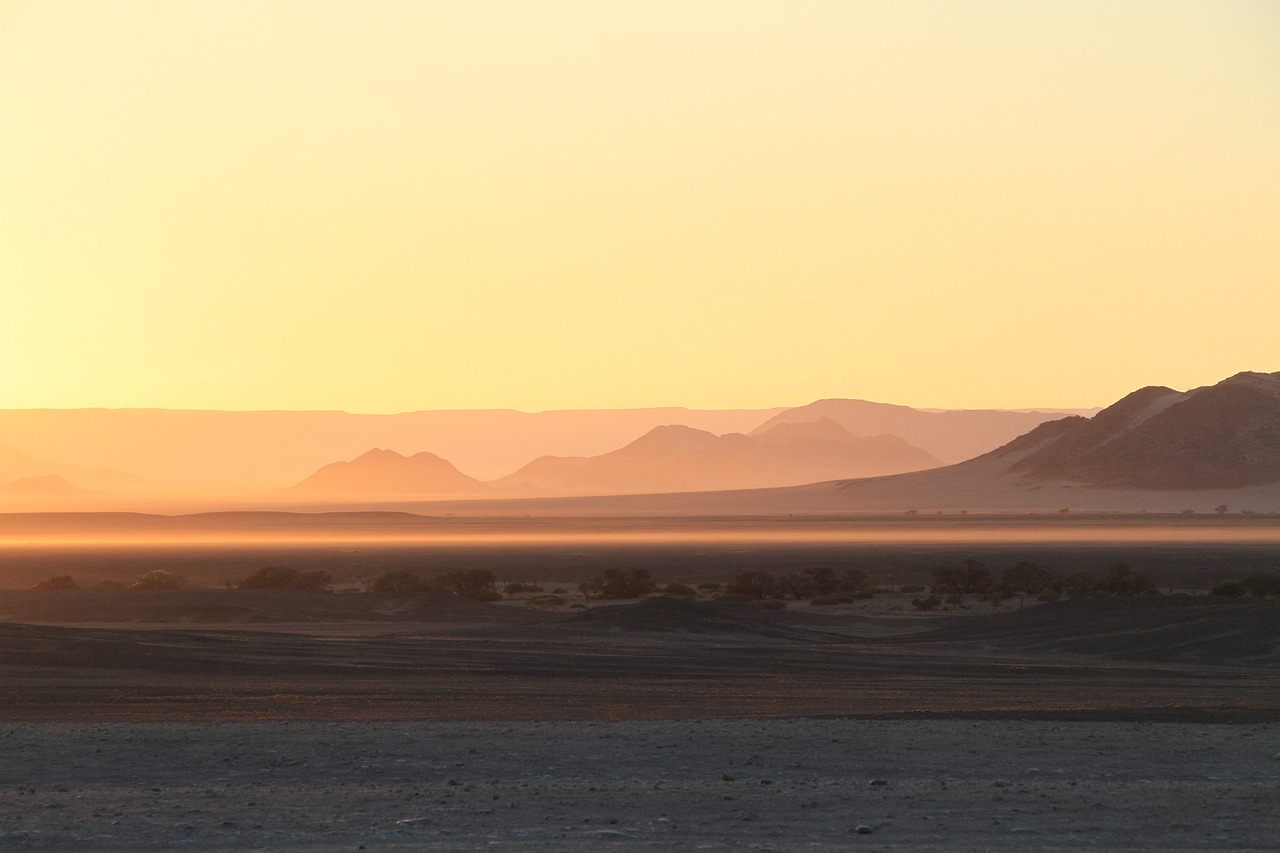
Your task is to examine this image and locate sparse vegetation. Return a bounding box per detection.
[32,575,79,590]
[660,582,697,597]
[723,567,876,603]
[366,567,501,600]
[236,566,332,591]
[131,570,187,590]
[1210,573,1280,598]
[504,582,545,595]
[579,568,655,600]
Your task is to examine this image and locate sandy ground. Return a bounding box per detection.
[1,719,1277,851]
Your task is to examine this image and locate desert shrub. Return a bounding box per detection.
[33,575,79,590]
[237,566,332,591]
[911,595,941,611]
[132,570,187,590]
[551,587,567,594]
[1100,563,1155,596]
[899,584,926,594]
[661,582,697,597]
[724,571,782,601]
[696,582,721,591]
[986,582,1015,602]
[504,582,544,595]
[1002,561,1053,596]
[1241,573,1280,597]
[431,568,501,601]
[579,568,655,600]
[367,570,429,593]
[1036,589,1061,602]
[932,558,992,595]
[757,598,786,609]
[95,580,125,590]
[525,594,564,608]
[781,566,839,599]
[1062,571,1098,598]
[1209,579,1247,597]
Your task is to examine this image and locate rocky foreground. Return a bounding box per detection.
[1,719,1277,851]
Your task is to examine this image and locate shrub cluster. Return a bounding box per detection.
[236,566,332,591]
[928,559,1155,603]
[723,567,876,602]
[366,568,501,601]
[1209,573,1280,597]
[578,568,655,600]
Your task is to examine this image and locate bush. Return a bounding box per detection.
[757,598,786,610]
[32,575,78,590]
[237,566,332,591]
[132,570,187,590]
[431,568,500,601]
[1210,579,1247,597]
[367,570,428,593]
[504,582,545,595]
[95,580,125,590]
[1241,573,1280,597]
[579,568,655,600]
[724,571,782,601]
[661,582,697,597]
[932,559,993,595]
[899,584,926,594]
[911,595,942,611]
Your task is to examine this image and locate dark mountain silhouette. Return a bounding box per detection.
[293,449,489,496]
[752,400,1095,464]
[494,419,940,495]
[996,371,1280,489]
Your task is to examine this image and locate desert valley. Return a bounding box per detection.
[1,373,1278,851]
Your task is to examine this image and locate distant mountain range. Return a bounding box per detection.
[753,400,1098,464]
[0,442,146,494]
[293,449,490,496]
[0,401,1087,494]
[492,419,941,495]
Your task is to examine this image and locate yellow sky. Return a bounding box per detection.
[1,0,1277,413]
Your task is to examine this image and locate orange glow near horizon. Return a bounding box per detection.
[1,1,1278,413]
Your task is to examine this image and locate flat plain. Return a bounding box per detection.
[1,515,1277,850]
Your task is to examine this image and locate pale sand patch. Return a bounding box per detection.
[1,719,1276,851]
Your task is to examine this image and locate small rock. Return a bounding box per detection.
[173,822,194,831]
[869,779,888,787]
[993,779,1010,787]
[396,818,434,828]
[855,824,875,834]
[590,829,630,838]
[1,831,30,842]
[722,774,735,782]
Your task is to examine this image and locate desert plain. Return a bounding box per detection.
[0,514,1277,851]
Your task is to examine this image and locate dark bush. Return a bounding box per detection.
[32,575,78,590]
[132,570,187,590]
[1241,573,1280,597]
[237,566,332,591]
[661,582,697,597]
[432,568,501,601]
[579,568,655,600]
[367,570,428,593]
[1210,579,1247,597]
[504,582,545,595]
[932,558,992,595]
[911,595,941,611]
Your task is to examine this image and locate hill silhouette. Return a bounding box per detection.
[1,474,85,495]
[293,448,489,496]
[495,420,939,495]
[998,371,1280,488]
[752,400,1095,464]
[0,442,146,494]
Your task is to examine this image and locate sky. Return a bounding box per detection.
[1,0,1277,413]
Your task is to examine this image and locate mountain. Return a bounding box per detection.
[999,371,1280,489]
[0,474,85,495]
[751,400,1097,464]
[0,407,784,488]
[0,442,146,493]
[293,449,490,496]
[494,419,941,495]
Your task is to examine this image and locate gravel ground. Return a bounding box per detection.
[1,719,1277,851]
